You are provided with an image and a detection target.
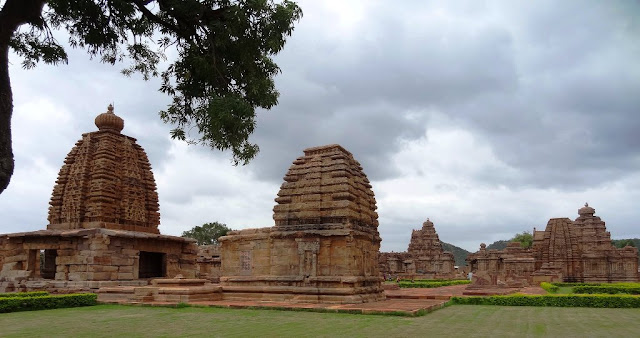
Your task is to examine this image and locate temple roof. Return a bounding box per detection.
[47,105,160,233]
[95,104,124,132]
[273,144,379,232]
[578,202,595,217]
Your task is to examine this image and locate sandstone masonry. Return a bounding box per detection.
[219,144,385,303]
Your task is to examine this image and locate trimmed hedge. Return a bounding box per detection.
[0,293,97,313]
[550,282,640,288]
[540,282,558,293]
[573,285,640,295]
[398,280,470,288]
[0,291,48,298]
[450,294,640,308]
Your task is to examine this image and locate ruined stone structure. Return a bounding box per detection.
[466,242,535,288]
[532,203,638,283]
[0,106,197,293]
[196,244,222,282]
[219,144,385,303]
[379,219,456,279]
[467,203,638,286]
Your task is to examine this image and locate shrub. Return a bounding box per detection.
[0,293,97,313]
[450,294,640,308]
[573,285,640,295]
[540,282,559,293]
[0,291,48,298]
[550,282,601,287]
[398,280,470,288]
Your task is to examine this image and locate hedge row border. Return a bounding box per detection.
[0,293,97,313]
[451,294,640,308]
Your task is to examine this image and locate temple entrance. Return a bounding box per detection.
[139,251,166,278]
[41,250,57,279]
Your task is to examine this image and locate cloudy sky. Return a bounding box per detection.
[1,0,639,252]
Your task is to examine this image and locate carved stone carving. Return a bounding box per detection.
[47,104,160,233]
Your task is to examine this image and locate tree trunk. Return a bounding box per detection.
[0,0,47,194]
[0,39,13,194]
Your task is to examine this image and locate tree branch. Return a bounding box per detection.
[130,0,189,40]
[0,0,46,41]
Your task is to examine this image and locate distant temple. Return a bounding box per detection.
[379,219,457,279]
[467,203,638,286]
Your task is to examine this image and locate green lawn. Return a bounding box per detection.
[557,286,574,294]
[1,304,639,337]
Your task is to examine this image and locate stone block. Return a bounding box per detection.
[118,265,133,273]
[68,272,89,281]
[3,254,27,264]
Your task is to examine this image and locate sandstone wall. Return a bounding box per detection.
[0,230,197,287]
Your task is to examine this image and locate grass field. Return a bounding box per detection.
[1,304,639,337]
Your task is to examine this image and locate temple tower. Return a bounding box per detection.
[48,105,160,233]
[0,105,197,293]
[220,144,384,303]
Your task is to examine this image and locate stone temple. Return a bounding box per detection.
[219,144,385,303]
[0,106,197,293]
[379,219,456,279]
[467,203,638,286]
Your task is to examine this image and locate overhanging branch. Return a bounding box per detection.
[130,0,189,40]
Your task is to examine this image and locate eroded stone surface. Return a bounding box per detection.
[197,244,221,282]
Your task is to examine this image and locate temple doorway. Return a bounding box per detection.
[139,251,166,278]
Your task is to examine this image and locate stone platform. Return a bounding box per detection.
[96,284,547,316]
[385,284,468,300]
[189,298,447,316]
[98,278,222,304]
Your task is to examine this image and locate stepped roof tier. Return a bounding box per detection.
[273,144,379,235]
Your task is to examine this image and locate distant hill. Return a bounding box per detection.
[441,242,471,266]
[486,240,510,250]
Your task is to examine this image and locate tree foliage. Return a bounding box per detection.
[510,231,533,249]
[181,221,231,245]
[0,0,302,194]
[612,239,638,249]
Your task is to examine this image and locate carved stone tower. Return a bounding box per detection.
[47,105,160,233]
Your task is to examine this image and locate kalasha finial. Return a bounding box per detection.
[579,202,595,216]
[95,104,124,132]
